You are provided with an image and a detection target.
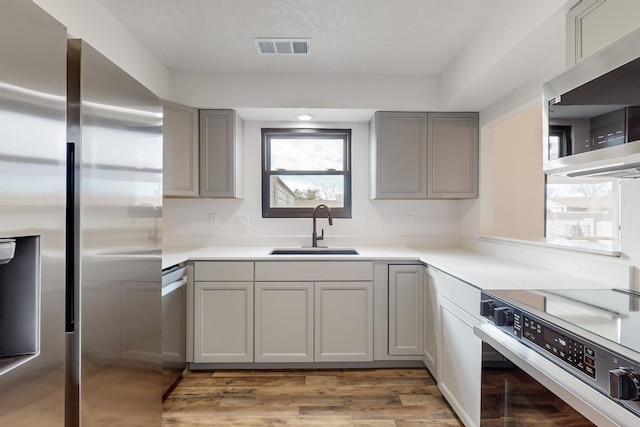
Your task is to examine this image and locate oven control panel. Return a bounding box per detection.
[521,314,596,379]
[480,291,640,418]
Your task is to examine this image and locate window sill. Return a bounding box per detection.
[479,235,621,257]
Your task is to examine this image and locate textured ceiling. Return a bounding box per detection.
[98,0,507,75]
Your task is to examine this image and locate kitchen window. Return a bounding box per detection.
[261,128,351,218]
[545,175,620,247]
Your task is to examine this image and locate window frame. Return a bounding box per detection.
[261,127,352,219]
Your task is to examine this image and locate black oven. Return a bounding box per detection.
[475,289,640,426]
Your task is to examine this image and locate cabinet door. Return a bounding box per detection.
[423,268,438,377]
[427,112,478,199]
[194,281,253,363]
[315,282,374,362]
[438,296,481,427]
[567,0,640,65]
[163,101,199,196]
[255,282,314,363]
[199,109,244,198]
[388,265,422,356]
[371,111,428,199]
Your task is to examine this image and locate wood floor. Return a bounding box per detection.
[162,368,463,426]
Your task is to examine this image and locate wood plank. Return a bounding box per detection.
[163,368,463,426]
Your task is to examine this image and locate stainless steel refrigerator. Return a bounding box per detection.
[0,1,163,425]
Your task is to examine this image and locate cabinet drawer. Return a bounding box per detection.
[255,261,373,281]
[194,261,253,281]
[430,267,480,320]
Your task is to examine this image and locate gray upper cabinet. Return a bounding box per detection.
[199,109,244,198]
[370,111,478,199]
[427,112,478,199]
[163,101,199,197]
[566,0,640,66]
[370,112,428,199]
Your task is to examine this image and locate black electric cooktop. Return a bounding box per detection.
[485,288,640,359]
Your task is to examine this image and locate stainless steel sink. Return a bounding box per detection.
[270,248,359,255]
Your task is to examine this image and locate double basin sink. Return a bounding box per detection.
[270,248,359,255]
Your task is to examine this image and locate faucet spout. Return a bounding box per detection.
[312,204,333,247]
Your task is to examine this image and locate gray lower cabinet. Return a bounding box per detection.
[193,261,255,363]
[422,267,438,377]
[370,111,478,199]
[199,109,244,198]
[254,280,374,363]
[314,282,374,362]
[193,281,254,363]
[434,268,482,427]
[388,265,423,356]
[254,281,314,363]
[254,261,374,363]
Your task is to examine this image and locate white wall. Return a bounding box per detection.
[621,179,640,291]
[439,0,574,111]
[163,120,461,248]
[170,72,440,111]
[34,0,170,98]
[483,104,546,239]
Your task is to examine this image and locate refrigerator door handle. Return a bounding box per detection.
[65,142,75,333]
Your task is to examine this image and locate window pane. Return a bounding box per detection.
[548,135,560,160]
[270,138,344,171]
[270,175,344,208]
[546,176,619,245]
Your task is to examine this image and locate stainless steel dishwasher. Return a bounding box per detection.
[162,263,187,397]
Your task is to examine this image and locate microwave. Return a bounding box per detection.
[543,30,640,177]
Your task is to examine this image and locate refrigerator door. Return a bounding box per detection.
[67,40,163,426]
[0,1,67,426]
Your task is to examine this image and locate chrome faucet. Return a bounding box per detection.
[311,204,333,247]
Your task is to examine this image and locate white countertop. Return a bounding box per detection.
[163,246,616,291]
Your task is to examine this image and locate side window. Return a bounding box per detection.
[546,176,620,247]
[261,128,352,218]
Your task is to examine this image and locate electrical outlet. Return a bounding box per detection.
[236,215,249,228]
[405,215,414,227]
[209,213,219,227]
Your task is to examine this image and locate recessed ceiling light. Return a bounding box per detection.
[296,114,314,121]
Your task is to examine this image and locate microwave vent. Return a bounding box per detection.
[566,162,640,178]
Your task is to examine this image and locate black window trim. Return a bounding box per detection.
[261,127,352,219]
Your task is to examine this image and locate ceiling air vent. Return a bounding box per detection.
[253,38,310,55]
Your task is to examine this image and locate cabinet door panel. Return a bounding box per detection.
[199,109,243,198]
[438,296,481,427]
[194,281,253,362]
[423,269,438,376]
[568,0,640,64]
[388,265,422,356]
[255,282,313,362]
[427,113,478,199]
[163,102,199,196]
[371,112,428,199]
[315,282,374,362]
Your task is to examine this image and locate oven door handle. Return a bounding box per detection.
[474,322,636,427]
